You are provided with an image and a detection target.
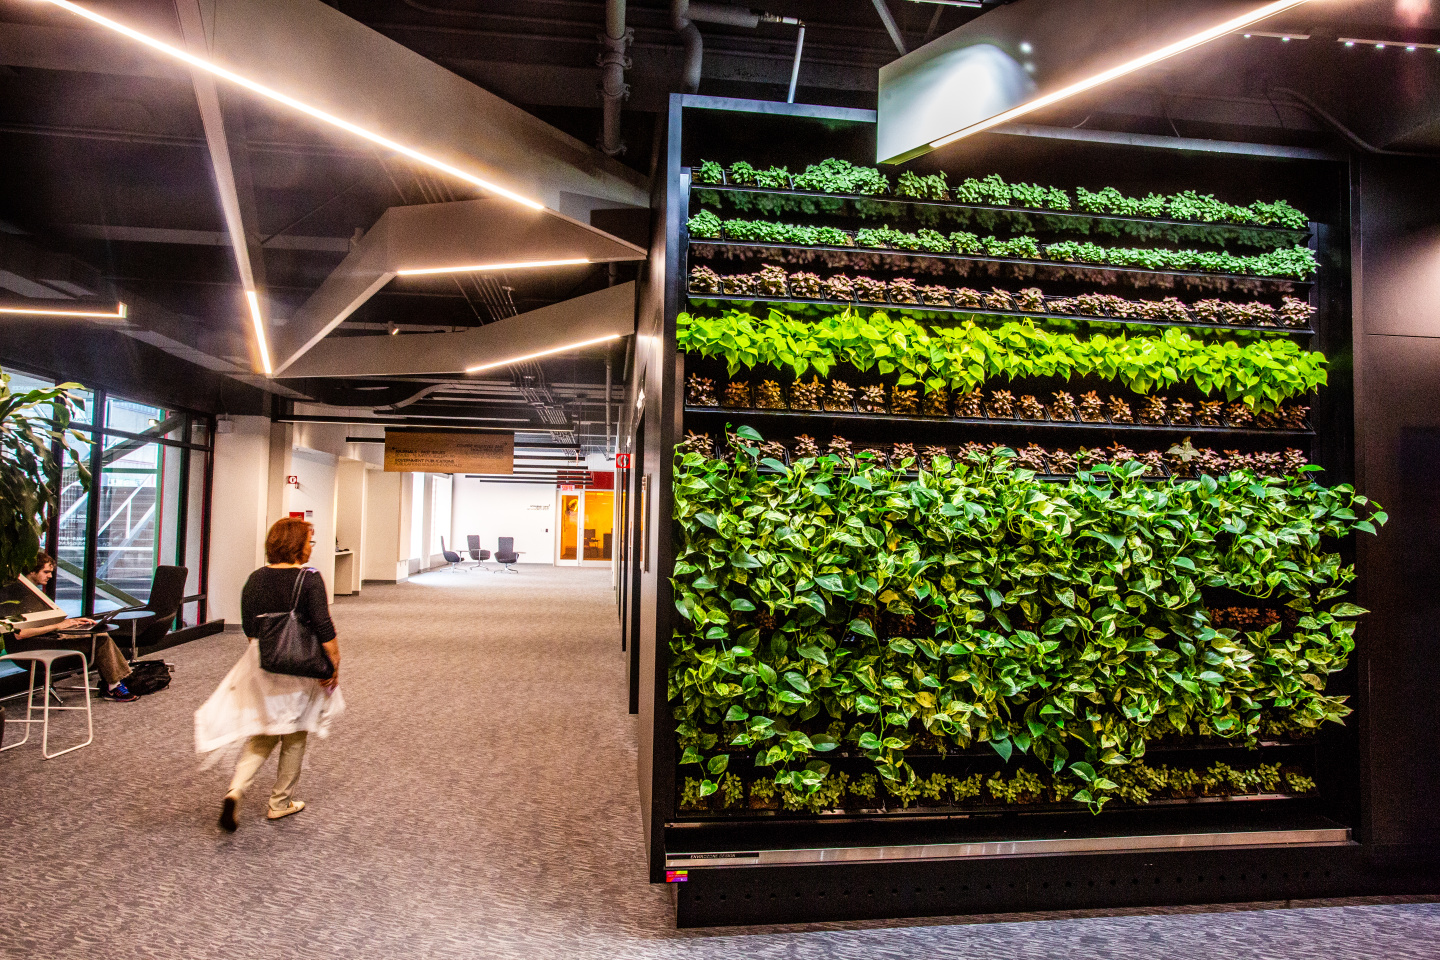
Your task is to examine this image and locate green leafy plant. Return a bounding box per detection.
[670,435,1384,809]
[677,308,1328,410]
[1,368,91,637]
[694,160,724,185]
[793,158,890,195]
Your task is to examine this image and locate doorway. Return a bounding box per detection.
[556,488,615,567]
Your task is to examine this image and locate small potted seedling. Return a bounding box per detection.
[826,435,854,461]
[822,274,855,301]
[687,374,718,406]
[986,389,1017,419]
[692,160,724,185]
[953,389,985,419]
[1048,447,1078,475]
[857,384,887,413]
[922,445,950,469]
[1051,391,1079,421]
[1106,396,1134,424]
[1195,401,1224,426]
[957,441,992,464]
[1225,402,1255,427]
[1281,447,1309,474]
[1014,443,1049,472]
[1192,299,1224,324]
[922,386,950,417]
[826,379,856,412]
[891,387,920,416]
[1193,447,1228,474]
[756,264,789,297]
[1017,395,1047,420]
[854,276,888,303]
[1078,391,1107,423]
[891,441,918,467]
[857,446,888,466]
[1015,288,1046,312]
[678,431,714,458]
[1138,396,1168,425]
[790,377,824,411]
[1280,403,1309,430]
[1104,441,1137,465]
[689,264,723,294]
[920,284,953,306]
[792,434,821,459]
[758,440,789,465]
[953,287,985,309]
[1254,408,1281,429]
[1137,450,1168,478]
[756,380,787,409]
[1279,295,1314,327]
[984,288,1016,311]
[1168,398,1195,426]
[888,277,921,305]
[790,271,824,299]
[722,381,752,408]
[722,272,758,297]
[1164,437,1200,477]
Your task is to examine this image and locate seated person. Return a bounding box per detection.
[6,552,140,702]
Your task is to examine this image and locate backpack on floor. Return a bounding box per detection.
[126,659,172,696]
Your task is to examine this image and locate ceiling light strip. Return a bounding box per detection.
[464,333,623,373]
[396,258,590,277]
[0,302,127,319]
[1338,37,1440,50]
[246,290,273,377]
[38,0,544,211]
[930,0,1314,149]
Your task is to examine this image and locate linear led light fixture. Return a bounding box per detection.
[464,333,622,373]
[397,258,590,277]
[929,0,1314,150]
[246,290,273,377]
[36,0,544,211]
[0,302,127,319]
[1339,37,1440,51]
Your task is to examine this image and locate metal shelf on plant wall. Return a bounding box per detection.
[682,406,1315,439]
[685,292,1317,339]
[687,239,1315,290]
[687,179,1314,248]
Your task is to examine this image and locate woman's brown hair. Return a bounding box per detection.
[265,517,313,565]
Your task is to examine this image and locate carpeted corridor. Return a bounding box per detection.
[1,566,1437,959]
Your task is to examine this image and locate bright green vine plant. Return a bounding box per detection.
[677,308,1328,411]
[670,435,1384,810]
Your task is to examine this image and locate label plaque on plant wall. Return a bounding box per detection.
[383,430,514,474]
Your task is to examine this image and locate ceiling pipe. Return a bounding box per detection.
[787,23,806,103]
[598,0,633,156]
[672,2,802,94]
[871,0,907,54]
[1268,86,1440,158]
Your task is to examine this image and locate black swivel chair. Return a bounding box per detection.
[439,538,469,573]
[494,537,520,573]
[108,565,189,659]
[466,534,491,572]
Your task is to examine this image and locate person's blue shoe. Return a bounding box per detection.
[102,681,139,702]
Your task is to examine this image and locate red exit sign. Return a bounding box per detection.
[615,453,631,468]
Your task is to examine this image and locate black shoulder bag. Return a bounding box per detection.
[255,569,335,680]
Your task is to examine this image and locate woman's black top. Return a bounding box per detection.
[240,566,337,643]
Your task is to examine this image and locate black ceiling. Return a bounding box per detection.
[1,0,1437,450]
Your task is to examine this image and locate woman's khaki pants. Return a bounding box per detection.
[227,732,308,813]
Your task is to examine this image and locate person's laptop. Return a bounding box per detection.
[1,576,66,633]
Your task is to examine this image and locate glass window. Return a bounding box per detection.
[53,431,92,617]
[91,438,183,611]
[583,491,614,561]
[102,396,183,442]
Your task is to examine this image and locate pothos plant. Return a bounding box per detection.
[0,367,91,637]
[677,308,1328,412]
[670,433,1384,810]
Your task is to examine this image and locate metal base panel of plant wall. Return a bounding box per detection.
[646,96,1382,925]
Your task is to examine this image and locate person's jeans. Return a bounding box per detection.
[6,630,131,685]
[228,732,309,812]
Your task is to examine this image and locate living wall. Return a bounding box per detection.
[670,435,1384,810]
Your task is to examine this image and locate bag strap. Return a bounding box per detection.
[288,567,309,613]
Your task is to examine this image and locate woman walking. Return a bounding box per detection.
[195,517,344,831]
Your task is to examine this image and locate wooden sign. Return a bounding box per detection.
[383,430,514,474]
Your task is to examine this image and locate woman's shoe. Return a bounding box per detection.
[266,800,305,821]
[219,794,239,832]
[101,682,139,702]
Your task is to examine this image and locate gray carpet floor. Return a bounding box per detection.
[1,565,1437,959]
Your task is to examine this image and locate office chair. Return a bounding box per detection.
[494,537,520,573]
[439,538,469,573]
[106,565,189,660]
[466,534,491,572]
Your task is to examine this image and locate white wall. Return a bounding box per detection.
[431,474,453,557]
[207,416,271,626]
[451,478,556,564]
[286,448,339,602]
[363,468,405,582]
[406,472,425,574]
[334,458,367,594]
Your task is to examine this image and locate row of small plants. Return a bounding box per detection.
[692,159,1309,229]
[678,429,1311,481]
[677,308,1327,411]
[671,433,1384,810]
[688,264,1316,329]
[680,759,1318,815]
[687,210,1319,280]
[686,374,1312,431]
